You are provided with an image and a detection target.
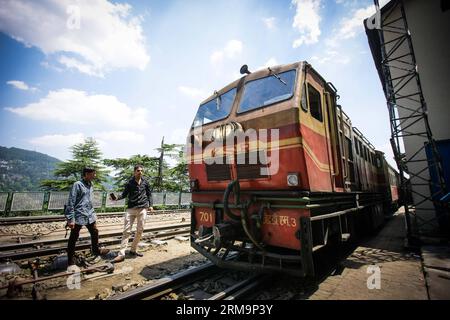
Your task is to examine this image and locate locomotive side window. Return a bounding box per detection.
[359,141,363,158]
[354,137,359,155]
[192,88,236,127]
[376,155,382,168]
[346,137,353,161]
[307,84,323,122]
[238,69,296,113]
[301,83,308,112]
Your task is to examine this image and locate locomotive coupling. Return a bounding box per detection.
[212,221,244,248]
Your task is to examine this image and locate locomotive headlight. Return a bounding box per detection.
[287,173,299,186]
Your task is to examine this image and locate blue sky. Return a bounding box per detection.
[0,0,394,165]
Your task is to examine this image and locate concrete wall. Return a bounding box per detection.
[404,0,450,140]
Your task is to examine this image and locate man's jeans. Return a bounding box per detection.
[67,222,99,266]
[119,208,147,256]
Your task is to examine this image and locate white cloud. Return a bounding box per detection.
[6,89,149,128]
[335,0,389,7]
[256,57,279,71]
[262,17,276,30]
[29,130,146,160]
[6,80,37,92]
[327,3,386,47]
[95,130,145,143]
[0,0,150,77]
[292,0,321,48]
[178,86,209,100]
[311,50,349,65]
[339,6,374,40]
[30,133,85,147]
[58,55,102,77]
[316,3,378,66]
[210,40,243,65]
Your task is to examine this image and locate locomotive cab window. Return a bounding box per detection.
[238,69,296,113]
[192,88,236,127]
[307,84,323,122]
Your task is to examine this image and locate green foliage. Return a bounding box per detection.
[161,144,189,192]
[1,138,188,193]
[103,154,160,190]
[104,143,188,192]
[40,138,109,191]
[0,146,60,191]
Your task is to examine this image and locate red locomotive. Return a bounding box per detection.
[187,61,400,276]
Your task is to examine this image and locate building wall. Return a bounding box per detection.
[380,0,450,235]
[404,0,450,140]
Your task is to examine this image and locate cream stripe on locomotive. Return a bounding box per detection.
[187,136,331,172]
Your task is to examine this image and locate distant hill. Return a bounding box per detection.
[0,146,61,191]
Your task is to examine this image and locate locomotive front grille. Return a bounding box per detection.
[206,163,231,181]
[236,151,268,180]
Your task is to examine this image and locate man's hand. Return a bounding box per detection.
[67,222,75,229]
[148,207,154,212]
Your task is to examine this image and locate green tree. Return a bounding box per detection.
[40,138,109,190]
[103,155,160,190]
[104,142,188,192]
[160,144,189,192]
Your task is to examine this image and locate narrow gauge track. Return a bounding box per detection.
[0,223,190,261]
[0,217,191,241]
[109,261,270,300]
[0,209,189,226]
[111,234,366,301]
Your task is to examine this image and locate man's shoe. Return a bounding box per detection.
[129,251,143,257]
[90,255,102,264]
[98,248,110,255]
[111,255,125,263]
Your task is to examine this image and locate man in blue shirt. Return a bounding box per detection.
[111,164,153,262]
[66,167,109,266]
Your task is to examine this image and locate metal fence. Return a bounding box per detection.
[0,191,192,214]
[11,192,45,212]
[0,193,8,212]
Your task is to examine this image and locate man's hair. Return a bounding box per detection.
[82,167,96,176]
[134,164,144,172]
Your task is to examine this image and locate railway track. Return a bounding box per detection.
[0,223,191,261]
[0,209,189,226]
[109,261,270,300]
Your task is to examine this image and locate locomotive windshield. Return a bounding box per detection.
[192,88,236,127]
[238,69,296,113]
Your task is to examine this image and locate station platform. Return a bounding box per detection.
[308,209,450,300]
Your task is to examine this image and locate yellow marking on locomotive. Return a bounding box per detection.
[302,140,331,172]
[187,135,331,173]
[263,214,297,227]
[199,211,213,223]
